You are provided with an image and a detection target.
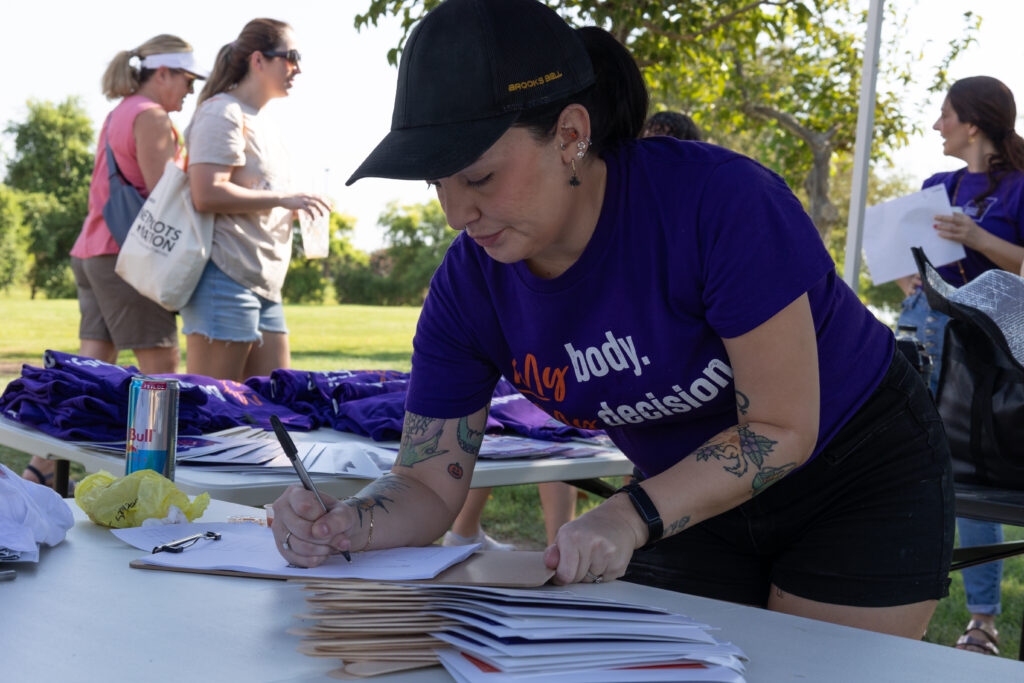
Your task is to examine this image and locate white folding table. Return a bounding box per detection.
[0,415,633,505]
[4,498,1021,682]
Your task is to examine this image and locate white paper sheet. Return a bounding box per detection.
[863,185,966,284]
[113,522,479,580]
[436,648,745,682]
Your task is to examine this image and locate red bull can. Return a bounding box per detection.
[125,376,179,480]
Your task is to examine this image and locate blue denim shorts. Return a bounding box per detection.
[623,350,954,608]
[180,260,288,343]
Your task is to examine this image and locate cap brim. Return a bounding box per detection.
[346,111,518,185]
[184,69,209,80]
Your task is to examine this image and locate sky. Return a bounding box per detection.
[2,1,1024,252]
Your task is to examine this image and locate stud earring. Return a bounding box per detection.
[560,142,566,150]
[969,134,976,144]
[576,140,587,159]
[569,159,580,187]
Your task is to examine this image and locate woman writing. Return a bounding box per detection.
[896,75,1024,656]
[273,0,953,639]
[24,35,205,487]
[183,18,331,382]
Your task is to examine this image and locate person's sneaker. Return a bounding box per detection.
[442,529,515,551]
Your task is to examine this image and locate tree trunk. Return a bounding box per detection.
[744,103,838,242]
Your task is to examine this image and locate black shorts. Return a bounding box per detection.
[622,349,954,608]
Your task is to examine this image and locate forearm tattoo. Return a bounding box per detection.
[666,515,691,535]
[456,416,484,456]
[693,424,795,496]
[339,491,395,528]
[397,413,449,467]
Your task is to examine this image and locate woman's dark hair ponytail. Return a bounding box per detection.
[514,26,648,154]
[947,76,1024,201]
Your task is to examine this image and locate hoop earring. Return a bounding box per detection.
[569,159,580,187]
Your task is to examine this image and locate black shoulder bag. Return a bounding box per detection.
[101,114,145,247]
[913,246,1024,488]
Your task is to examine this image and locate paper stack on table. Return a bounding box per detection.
[83,426,394,478]
[293,581,747,681]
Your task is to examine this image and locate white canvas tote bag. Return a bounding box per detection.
[115,160,213,311]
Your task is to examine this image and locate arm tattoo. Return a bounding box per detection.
[694,424,793,496]
[456,415,484,456]
[397,413,449,467]
[735,390,750,416]
[344,475,407,526]
[666,515,690,535]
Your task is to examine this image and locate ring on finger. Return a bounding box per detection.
[283,531,293,551]
[584,570,603,584]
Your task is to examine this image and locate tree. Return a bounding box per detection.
[284,212,362,304]
[19,190,80,299]
[5,97,94,204]
[355,1,977,243]
[4,97,94,297]
[378,199,456,304]
[0,185,30,291]
[331,200,457,306]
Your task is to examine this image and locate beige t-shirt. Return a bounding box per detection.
[187,93,292,302]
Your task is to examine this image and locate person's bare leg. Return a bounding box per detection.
[186,334,252,382]
[539,482,577,545]
[451,488,493,538]
[79,339,118,364]
[242,332,290,379]
[768,584,938,638]
[133,346,180,374]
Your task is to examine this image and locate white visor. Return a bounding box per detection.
[140,52,209,79]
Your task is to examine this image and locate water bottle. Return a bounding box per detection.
[895,324,933,390]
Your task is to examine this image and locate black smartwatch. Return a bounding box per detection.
[616,481,663,550]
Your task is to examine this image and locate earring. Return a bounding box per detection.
[569,159,580,187]
[969,134,976,144]
[560,142,566,150]
[576,140,587,159]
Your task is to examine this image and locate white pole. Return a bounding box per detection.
[843,0,885,292]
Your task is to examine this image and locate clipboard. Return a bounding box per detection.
[129,549,556,587]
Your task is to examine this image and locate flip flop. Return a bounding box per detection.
[954,619,999,656]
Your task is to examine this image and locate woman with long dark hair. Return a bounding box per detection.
[273,0,953,640]
[182,18,330,382]
[897,75,1024,656]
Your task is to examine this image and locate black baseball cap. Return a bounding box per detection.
[346,0,595,185]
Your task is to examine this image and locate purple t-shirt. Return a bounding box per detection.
[925,169,1024,284]
[406,139,894,477]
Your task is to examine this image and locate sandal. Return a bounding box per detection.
[23,464,53,486]
[954,619,999,656]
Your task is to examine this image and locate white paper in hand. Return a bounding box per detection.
[862,185,966,284]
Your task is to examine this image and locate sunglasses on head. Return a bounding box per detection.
[261,49,301,65]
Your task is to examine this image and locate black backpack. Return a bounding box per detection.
[912,247,1024,488]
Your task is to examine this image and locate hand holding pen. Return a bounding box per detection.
[270,414,352,563]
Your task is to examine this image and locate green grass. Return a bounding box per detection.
[1,290,1022,658]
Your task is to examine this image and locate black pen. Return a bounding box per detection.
[152,531,222,554]
[270,414,351,562]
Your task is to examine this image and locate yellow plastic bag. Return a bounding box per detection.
[74,469,210,528]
